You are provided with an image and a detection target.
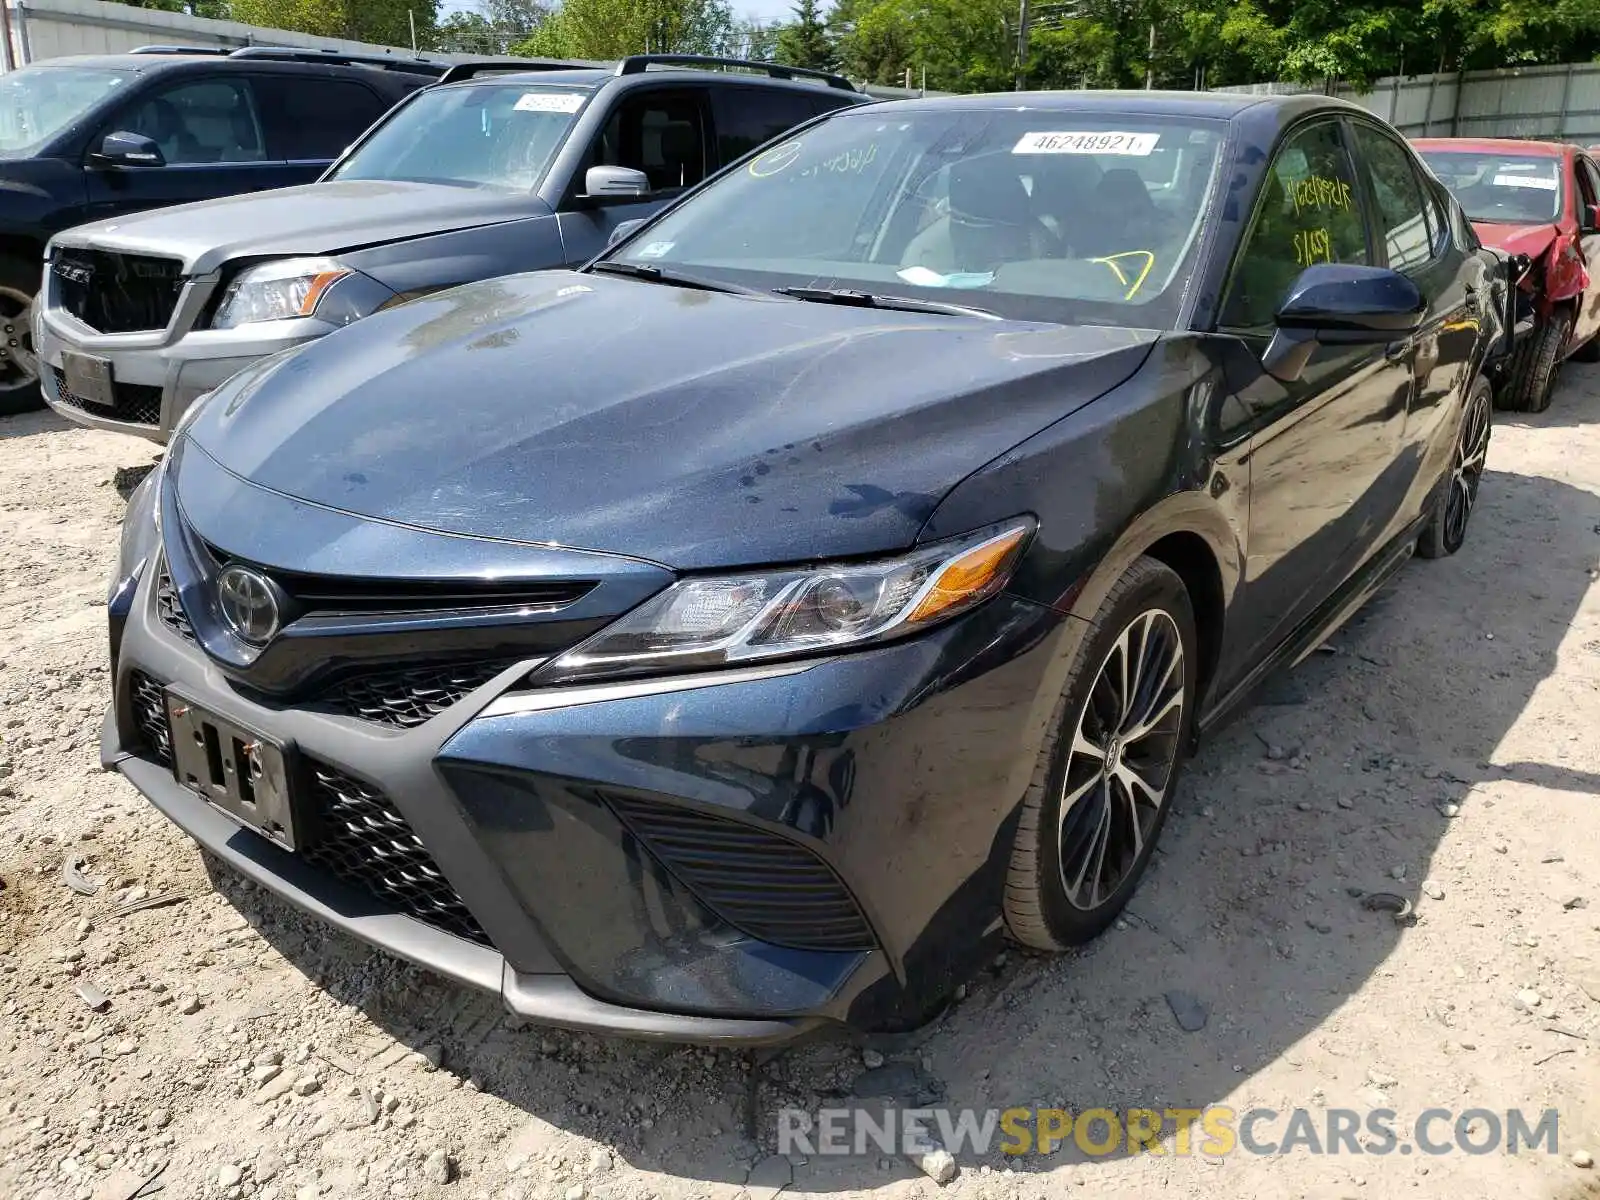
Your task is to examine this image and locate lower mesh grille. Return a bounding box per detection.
[301,763,491,946]
[155,566,197,644]
[51,367,163,426]
[129,670,172,766]
[316,660,519,729]
[605,794,875,952]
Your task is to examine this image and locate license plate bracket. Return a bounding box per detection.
[165,690,299,851]
[61,351,115,408]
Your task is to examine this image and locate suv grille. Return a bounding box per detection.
[605,794,875,953]
[53,249,185,334]
[50,368,163,427]
[316,660,519,730]
[155,566,197,644]
[302,764,491,946]
[129,670,173,766]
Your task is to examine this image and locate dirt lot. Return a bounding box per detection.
[2,368,1599,1200]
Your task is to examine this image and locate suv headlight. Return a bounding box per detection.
[532,518,1035,686]
[211,257,351,328]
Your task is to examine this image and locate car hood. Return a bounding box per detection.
[183,271,1159,570]
[52,180,547,276]
[1470,220,1561,259]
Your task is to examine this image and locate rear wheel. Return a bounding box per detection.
[0,254,41,417]
[1504,309,1570,414]
[1004,557,1197,950]
[1418,374,1492,560]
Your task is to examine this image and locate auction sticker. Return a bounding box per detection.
[750,140,803,177]
[514,92,586,114]
[1013,131,1160,156]
[1493,173,1557,190]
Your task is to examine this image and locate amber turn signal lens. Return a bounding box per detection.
[907,525,1031,625]
[298,270,351,316]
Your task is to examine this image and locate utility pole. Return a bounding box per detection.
[1144,20,1156,89]
[408,8,417,51]
[1014,0,1030,91]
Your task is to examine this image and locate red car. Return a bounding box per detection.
[1415,137,1600,412]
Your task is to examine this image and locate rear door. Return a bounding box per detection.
[84,75,292,221]
[251,72,395,173]
[1348,118,1480,532]
[1211,117,1417,693]
[555,86,712,265]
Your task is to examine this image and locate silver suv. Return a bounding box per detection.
[37,54,866,441]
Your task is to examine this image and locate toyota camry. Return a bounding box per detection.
[103,90,1507,1042]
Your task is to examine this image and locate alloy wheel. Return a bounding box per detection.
[1057,608,1186,911]
[0,285,38,395]
[1446,383,1491,548]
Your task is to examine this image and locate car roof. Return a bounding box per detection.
[1413,137,1570,158]
[24,51,429,80]
[443,65,866,99]
[854,89,1367,120]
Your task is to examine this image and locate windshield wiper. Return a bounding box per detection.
[772,286,999,319]
[587,261,761,296]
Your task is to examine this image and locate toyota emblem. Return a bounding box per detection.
[216,565,282,644]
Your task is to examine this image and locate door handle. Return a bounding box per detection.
[1385,340,1412,363]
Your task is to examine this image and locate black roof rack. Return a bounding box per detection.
[615,54,857,92]
[227,46,447,77]
[129,45,231,56]
[437,59,599,85]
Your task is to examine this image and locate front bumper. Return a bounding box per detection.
[35,278,331,442]
[106,560,1073,1041]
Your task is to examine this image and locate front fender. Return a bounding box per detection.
[1544,232,1589,306]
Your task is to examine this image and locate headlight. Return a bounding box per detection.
[532,518,1035,686]
[210,257,350,328]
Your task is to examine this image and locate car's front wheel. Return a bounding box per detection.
[1004,556,1197,950]
[0,254,41,417]
[1503,308,1570,413]
[1419,373,1492,559]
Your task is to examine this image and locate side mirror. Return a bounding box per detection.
[582,165,651,202]
[607,218,648,248]
[91,131,164,168]
[1262,264,1425,383]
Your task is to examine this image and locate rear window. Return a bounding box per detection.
[1419,150,1562,224]
[330,82,591,190]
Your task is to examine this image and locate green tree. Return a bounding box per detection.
[775,0,834,69]
[229,0,438,47]
[513,0,737,58]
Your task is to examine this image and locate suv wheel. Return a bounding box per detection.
[1004,557,1197,950]
[0,255,42,417]
[1418,374,1491,559]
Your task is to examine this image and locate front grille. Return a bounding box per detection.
[302,763,491,946]
[316,660,519,730]
[606,794,875,953]
[53,249,184,334]
[155,566,197,644]
[129,670,172,766]
[51,368,163,427]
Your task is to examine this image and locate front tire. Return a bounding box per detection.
[1504,309,1570,413]
[1004,557,1197,950]
[0,254,42,417]
[1419,374,1492,560]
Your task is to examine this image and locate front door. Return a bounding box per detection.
[1572,155,1600,349]
[1210,117,1418,696]
[555,87,711,265]
[84,76,312,222]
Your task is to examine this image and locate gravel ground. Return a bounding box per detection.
[2,369,1599,1200]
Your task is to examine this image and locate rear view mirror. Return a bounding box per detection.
[1263,264,1425,383]
[583,166,651,201]
[91,131,165,168]
[608,218,648,247]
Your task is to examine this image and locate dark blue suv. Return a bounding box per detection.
[0,46,438,413]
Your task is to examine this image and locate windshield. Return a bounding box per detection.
[331,83,591,190]
[1419,151,1563,224]
[0,65,132,158]
[607,108,1227,327]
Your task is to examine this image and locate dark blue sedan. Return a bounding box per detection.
[103,89,1508,1042]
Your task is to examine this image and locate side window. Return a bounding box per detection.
[118,78,265,165]
[1576,157,1600,224]
[1351,123,1434,272]
[1220,120,1368,330]
[252,76,390,161]
[708,89,819,166]
[588,90,708,194]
